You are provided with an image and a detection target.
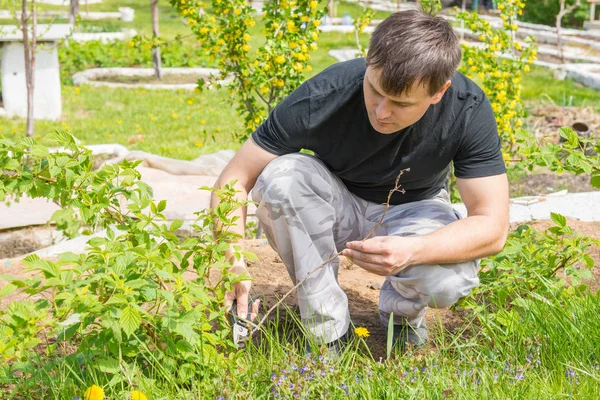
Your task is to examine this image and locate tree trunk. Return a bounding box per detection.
[556,0,581,64]
[69,0,79,26]
[151,0,162,79]
[22,0,36,137]
[327,0,334,18]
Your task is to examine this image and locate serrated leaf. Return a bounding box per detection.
[94,357,121,374]
[550,212,567,228]
[170,219,184,232]
[0,284,17,298]
[158,199,167,212]
[58,313,81,327]
[120,306,141,338]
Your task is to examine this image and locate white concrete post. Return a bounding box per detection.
[1,41,62,120]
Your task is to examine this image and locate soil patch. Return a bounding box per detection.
[91,74,207,85]
[510,172,595,197]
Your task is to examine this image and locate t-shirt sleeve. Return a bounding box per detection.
[453,95,507,178]
[251,82,311,156]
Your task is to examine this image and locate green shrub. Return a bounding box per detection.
[522,0,593,29]
[58,39,212,84]
[0,132,255,395]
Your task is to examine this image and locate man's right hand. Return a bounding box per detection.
[224,263,260,322]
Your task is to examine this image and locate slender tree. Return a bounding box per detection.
[21,0,37,137]
[151,0,162,79]
[69,0,79,26]
[556,0,581,64]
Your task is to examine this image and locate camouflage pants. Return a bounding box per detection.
[251,154,479,344]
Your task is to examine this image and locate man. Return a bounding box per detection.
[212,10,509,351]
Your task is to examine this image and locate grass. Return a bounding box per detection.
[1,2,600,397]
[523,65,600,109]
[4,291,600,398]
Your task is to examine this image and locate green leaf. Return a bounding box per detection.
[58,313,82,327]
[0,283,17,298]
[591,175,600,188]
[94,357,121,374]
[170,219,184,232]
[158,200,167,212]
[386,312,394,359]
[550,212,567,228]
[120,306,141,338]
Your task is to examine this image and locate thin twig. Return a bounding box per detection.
[249,168,410,335]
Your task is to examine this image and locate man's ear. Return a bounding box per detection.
[430,80,451,104]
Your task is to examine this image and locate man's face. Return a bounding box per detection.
[363,66,451,134]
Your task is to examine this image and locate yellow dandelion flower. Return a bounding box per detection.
[234,8,241,16]
[131,391,148,400]
[84,384,104,400]
[195,141,203,147]
[275,55,286,64]
[216,127,221,132]
[117,120,123,125]
[310,0,318,8]
[172,114,179,119]
[187,99,193,105]
[354,326,370,338]
[201,119,206,124]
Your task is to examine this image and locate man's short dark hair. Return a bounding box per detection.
[366,10,462,97]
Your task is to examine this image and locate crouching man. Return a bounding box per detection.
[211,10,509,352]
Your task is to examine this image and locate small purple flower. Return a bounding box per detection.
[299,366,308,375]
[566,369,577,379]
[515,373,524,381]
[421,367,427,372]
[291,365,298,371]
[216,397,225,400]
[289,384,295,390]
[293,393,300,399]
[329,366,335,373]
[493,373,499,381]
[412,367,418,374]
[271,373,277,380]
[321,371,326,377]
[72,398,81,400]
[355,375,360,382]
[341,383,347,390]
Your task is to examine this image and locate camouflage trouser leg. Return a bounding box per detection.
[369,192,480,329]
[251,153,479,343]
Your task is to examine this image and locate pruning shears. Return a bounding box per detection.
[229,296,259,347]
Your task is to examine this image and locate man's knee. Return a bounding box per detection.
[391,261,479,310]
[422,262,479,309]
[251,153,327,204]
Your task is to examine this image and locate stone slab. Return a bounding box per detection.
[452,191,600,224]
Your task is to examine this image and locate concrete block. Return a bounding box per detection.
[1,42,62,120]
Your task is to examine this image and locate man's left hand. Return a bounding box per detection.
[341,236,419,276]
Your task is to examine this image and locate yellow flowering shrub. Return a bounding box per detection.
[456,0,537,161]
[168,0,326,141]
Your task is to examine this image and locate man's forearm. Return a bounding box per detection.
[409,215,508,266]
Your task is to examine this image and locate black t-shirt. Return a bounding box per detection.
[252,58,506,205]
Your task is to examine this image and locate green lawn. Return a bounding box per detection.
[1,2,600,398]
[2,0,599,158]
